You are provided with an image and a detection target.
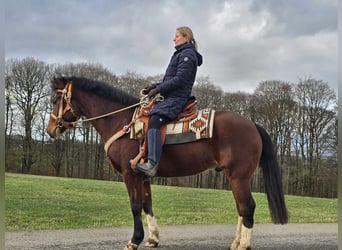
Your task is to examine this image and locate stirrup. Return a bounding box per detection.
[136,161,158,177]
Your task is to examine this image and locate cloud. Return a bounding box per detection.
[5,0,337,93]
[249,0,337,37]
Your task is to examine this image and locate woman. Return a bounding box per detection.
[136,26,203,177]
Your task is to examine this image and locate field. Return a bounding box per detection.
[5,173,337,231]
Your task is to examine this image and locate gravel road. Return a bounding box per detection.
[5,223,338,250]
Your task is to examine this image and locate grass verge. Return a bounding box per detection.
[5,173,337,231]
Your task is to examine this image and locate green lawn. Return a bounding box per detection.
[5,173,337,231]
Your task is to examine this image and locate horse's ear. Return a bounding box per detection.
[52,77,65,89]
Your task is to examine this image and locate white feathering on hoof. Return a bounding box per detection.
[230,216,253,250]
[123,240,138,250]
[145,214,160,246]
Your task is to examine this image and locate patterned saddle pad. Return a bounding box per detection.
[130,108,215,144]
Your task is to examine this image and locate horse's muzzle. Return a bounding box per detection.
[47,123,64,138]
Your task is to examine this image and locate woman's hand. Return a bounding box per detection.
[142,85,156,95]
[148,88,160,98]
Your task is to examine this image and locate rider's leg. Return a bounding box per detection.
[136,114,169,177]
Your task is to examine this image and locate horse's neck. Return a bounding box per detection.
[90,110,132,142]
[76,93,133,141]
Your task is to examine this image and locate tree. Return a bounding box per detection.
[5,57,51,173]
[5,75,16,170]
[222,91,252,117]
[249,81,296,193]
[293,77,336,196]
[53,62,119,85]
[33,96,51,174]
[193,76,223,110]
[47,139,65,176]
[250,81,295,148]
[119,71,150,97]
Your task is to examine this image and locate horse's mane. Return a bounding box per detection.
[54,76,140,105]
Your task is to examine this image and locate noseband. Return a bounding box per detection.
[50,82,80,128]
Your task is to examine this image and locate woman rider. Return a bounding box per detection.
[136,26,203,177]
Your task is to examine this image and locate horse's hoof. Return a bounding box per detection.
[123,241,138,250]
[144,241,159,248]
[228,246,251,250]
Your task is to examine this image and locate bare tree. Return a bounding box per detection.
[222,91,252,117]
[193,76,224,110]
[5,57,50,173]
[119,71,150,96]
[250,81,296,155]
[5,75,16,170]
[47,139,65,176]
[294,77,336,196]
[64,129,77,177]
[33,96,51,174]
[53,62,119,85]
[249,80,296,193]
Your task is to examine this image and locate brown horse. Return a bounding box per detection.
[47,76,288,250]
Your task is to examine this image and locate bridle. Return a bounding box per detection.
[50,81,80,129]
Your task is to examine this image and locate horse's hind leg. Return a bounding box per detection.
[142,179,159,248]
[229,178,255,250]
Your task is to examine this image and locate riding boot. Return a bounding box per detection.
[136,128,162,177]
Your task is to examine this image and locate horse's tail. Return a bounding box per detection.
[255,124,288,224]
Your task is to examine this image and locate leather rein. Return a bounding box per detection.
[50,81,161,154]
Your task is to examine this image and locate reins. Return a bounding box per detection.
[77,93,163,124]
[80,102,144,123]
[51,81,163,128]
[51,81,164,154]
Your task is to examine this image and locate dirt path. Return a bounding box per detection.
[5,223,338,250]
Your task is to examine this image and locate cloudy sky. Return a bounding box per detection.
[5,0,337,93]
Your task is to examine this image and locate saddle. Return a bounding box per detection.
[130,98,199,142]
[129,97,215,169]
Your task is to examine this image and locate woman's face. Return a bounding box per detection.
[173,31,188,46]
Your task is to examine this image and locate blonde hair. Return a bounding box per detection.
[176,26,198,50]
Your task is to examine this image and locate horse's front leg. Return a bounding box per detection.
[123,175,146,250]
[142,178,159,248]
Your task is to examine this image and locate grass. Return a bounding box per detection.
[5,173,337,231]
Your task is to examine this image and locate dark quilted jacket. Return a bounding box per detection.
[150,42,203,120]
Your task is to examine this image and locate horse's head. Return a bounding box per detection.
[47,77,81,138]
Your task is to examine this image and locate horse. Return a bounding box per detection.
[47,76,288,250]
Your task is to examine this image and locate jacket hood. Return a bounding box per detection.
[175,43,203,66]
[195,50,203,66]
